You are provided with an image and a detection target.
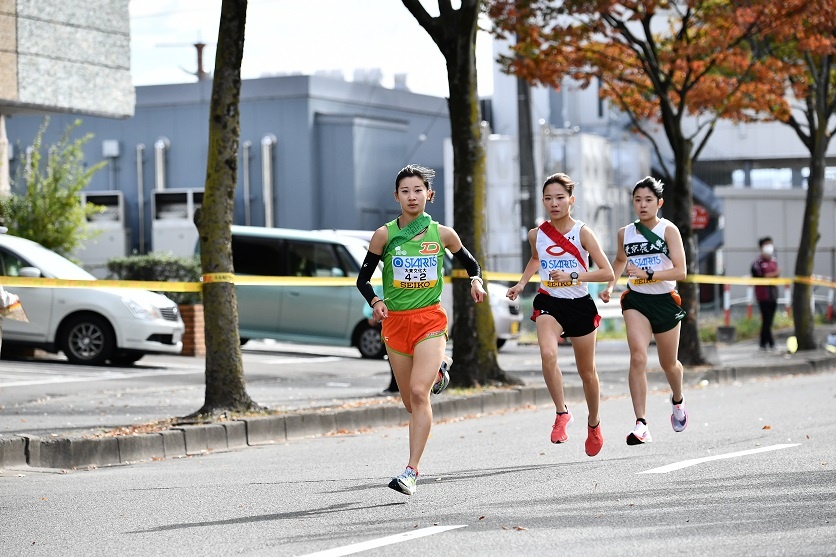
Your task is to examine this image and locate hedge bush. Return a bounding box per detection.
[107,252,201,305]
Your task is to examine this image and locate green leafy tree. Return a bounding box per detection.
[402,0,519,387]
[192,0,260,416]
[1,117,105,258]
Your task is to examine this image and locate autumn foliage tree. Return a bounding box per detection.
[402,0,519,386]
[488,0,793,365]
[751,0,836,351]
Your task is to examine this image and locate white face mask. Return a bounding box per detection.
[762,244,774,257]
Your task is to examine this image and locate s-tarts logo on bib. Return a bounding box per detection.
[391,242,441,289]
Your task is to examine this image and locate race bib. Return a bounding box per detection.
[391,255,439,289]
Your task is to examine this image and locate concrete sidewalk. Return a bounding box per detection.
[2,329,835,472]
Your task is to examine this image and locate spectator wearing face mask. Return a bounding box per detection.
[751,237,780,352]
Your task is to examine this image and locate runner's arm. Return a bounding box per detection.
[356,251,382,306]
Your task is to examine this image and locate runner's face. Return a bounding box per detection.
[395,176,428,216]
[633,187,661,220]
[542,183,572,220]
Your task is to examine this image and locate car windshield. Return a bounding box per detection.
[21,242,96,280]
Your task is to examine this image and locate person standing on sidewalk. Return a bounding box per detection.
[355,164,486,495]
[598,177,688,445]
[506,173,614,457]
[751,237,780,352]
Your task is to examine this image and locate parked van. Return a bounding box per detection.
[318,229,523,349]
[225,226,385,358]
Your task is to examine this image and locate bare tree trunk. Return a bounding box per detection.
[792,151,825,350]
[788,53,834,351]
[402,0,518,386]
[193,0,259,416]
[670,141,707,366]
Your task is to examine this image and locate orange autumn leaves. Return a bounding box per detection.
[487,0,834,126]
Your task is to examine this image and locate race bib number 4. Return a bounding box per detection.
[392,255,439,289]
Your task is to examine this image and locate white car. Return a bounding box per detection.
[0,234,185,365]
[319,230,523,350]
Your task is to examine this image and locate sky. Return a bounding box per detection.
[129,0,496,98]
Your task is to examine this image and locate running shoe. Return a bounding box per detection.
[550,409,574,444]
[671,397,688,432]
[431,358,451,395]
[585,423,604,457]
[388,466,418,495]
[626,420,652,445]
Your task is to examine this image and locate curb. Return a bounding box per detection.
[0,384,559,471]
[2,354,835,471]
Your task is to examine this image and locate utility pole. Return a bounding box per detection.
[156,42,212,81]
[517,75,536,269]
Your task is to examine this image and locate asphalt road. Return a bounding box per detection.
[1,369,834,557]
[0,340,637,438]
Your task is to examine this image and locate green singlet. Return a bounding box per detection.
[382,218,445,311]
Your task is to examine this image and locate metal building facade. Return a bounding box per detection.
[4,74,451,261]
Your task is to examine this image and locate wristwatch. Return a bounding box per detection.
[646,268,654,281]
[570,271,579,285]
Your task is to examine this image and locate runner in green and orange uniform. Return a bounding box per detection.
[356,164,486,496]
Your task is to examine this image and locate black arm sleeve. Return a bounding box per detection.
[356,251,382,306]
[451,245,481,280]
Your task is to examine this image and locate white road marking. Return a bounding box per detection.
[0,368,202,387]
[639,443,801,474]
[261,356,343,365]
[0,355,344,388]
[297,525,466,557]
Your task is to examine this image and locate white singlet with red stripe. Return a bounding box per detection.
[536,221,589,299]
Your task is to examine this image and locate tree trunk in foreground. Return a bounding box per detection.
[193,0,259,416]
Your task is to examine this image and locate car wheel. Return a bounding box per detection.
[60,314,115,366]
[496,338,507,350]
[356,322,386,359]
[110,352,144,366]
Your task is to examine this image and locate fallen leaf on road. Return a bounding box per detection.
[479,516,486,520]
[513,526,528,531]
[762,425,772,430]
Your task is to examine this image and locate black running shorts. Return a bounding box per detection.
[531,293,601,338]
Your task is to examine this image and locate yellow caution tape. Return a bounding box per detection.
[0,272,833,292]
[0,276,201,292]
[202,273,235,284]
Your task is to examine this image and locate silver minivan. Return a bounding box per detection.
[318,229,523,349]
[227,226,385,358]
[225,225,520,359]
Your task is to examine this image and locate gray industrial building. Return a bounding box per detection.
[4,75,451,270]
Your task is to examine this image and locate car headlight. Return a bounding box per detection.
[122,297,163,320]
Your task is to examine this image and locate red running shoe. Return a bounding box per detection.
[550,409,574,444]
[585,423,604,457]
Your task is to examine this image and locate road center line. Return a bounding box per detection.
[639,443,801,474]
[297,525,466,557]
